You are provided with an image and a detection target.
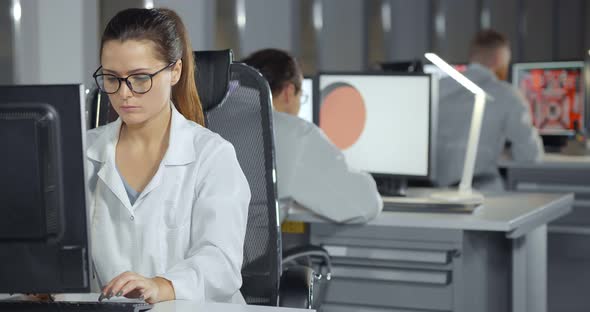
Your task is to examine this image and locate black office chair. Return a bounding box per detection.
[194,50,330,309]
[86,86,116,129]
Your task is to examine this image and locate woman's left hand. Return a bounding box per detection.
[99,271,175,304]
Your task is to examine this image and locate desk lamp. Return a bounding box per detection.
[425,53,486,205]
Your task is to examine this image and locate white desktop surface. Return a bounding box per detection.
[287,188,573,238]
[1,294,313,312]
[151,301,311,312]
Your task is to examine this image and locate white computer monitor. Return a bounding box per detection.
[298,77,314,123]
[512,61,585,135]
[318,73,436,178]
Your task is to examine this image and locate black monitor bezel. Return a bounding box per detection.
[0,84,90,293]
[301,76,317,125]
[585,55,590,133]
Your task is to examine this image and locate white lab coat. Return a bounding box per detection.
[85,106,250,303]
[273,111,383,223]
[435,63,544,191]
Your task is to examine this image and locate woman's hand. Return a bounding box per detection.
[99,271,175,304]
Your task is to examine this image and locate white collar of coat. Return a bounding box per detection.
[86,103,197,166]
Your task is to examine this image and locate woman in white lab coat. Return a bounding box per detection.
[86,8,250,304]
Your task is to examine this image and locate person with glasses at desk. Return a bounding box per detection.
[243,49,382,224]
[87,8,250,304]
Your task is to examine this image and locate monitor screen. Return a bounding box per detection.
[318,74,434,178]
[298,77,314,123]
[512,61,585,135]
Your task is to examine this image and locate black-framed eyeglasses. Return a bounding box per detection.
[92,61,176,94]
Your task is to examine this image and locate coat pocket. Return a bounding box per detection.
[159,223,190,269]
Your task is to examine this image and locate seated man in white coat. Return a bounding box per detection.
[242,49,382,223]
[436,29,544,191]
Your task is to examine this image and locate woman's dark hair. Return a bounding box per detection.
[242,49,302,97]
[100,8,204,126]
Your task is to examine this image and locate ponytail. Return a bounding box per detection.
[164,9,205,126]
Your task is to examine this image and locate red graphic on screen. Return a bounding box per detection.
[454,64,468,73]
[518,68,583,133]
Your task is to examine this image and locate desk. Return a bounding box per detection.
[502,154,590,312]
[151,301,311,312]
[287,190,573,312]
[1,294,313,312]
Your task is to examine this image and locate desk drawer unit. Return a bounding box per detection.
[310,224,509,312]
[507,165,590,312]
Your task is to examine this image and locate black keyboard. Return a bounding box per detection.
[0,300,153,312]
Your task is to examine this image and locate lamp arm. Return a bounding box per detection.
[459,92,486,194]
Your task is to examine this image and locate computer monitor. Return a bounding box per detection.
[512,61,585,135]
[297,77,315,124]
[318,73,437,195]
[423,63,468,79]
[380,60,424,73]
[586,54,590,132]
[0,85,90,294]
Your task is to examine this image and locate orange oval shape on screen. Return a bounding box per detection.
[319,85,366,150]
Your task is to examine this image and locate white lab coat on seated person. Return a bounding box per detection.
[85,105,250,303]
[273,111,383,223]
[435,63,544,191]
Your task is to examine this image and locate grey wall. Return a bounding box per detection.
[13,0,98,86]
[1,0,588,85]
[155,0,216,51]
[0,1,14,84]
[376,0,588,65]
[521,0,554,62]
[83,1,100,87]
[485,0,520,61]
[238,0,300,57]
[100,0,143,32]
[441,0,479,63]
[13,0,40,84]
[586,2,590,52]
[317,0,367,71]
[384,0,431,62]
[556,0,585,61]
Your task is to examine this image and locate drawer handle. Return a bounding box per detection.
[332,266,451,285]
[516,183,590,194]
[323,245,450,264]
[549,225,590,236]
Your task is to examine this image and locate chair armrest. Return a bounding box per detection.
[283,245,332,275]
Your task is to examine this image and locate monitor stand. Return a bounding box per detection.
[542,135,568,153]
[376,177,407,197]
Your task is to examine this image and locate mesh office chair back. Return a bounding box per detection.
[204,62,281,305]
